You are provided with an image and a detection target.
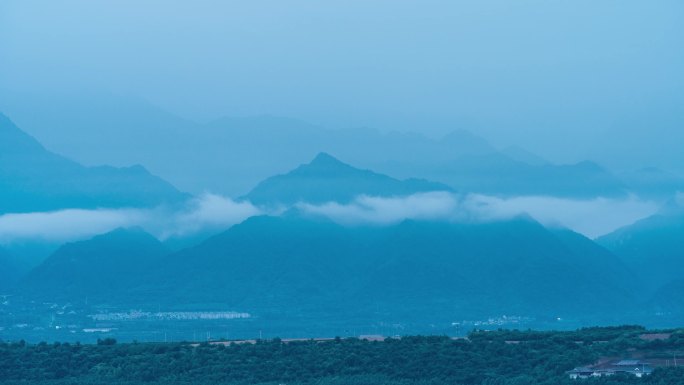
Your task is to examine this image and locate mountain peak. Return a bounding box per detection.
[97,226,157,241]
[309,152,346,167]
[244,153,452,206]
[21,228,169,301]
[286,152,358,178]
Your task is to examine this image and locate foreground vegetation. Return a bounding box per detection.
[1,326,684,385]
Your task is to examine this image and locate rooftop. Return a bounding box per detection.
[615,360,641,366]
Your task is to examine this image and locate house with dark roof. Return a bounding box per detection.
[567,359,654,379]
[566,367,596,379]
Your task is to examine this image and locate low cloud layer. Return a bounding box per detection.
[298,192,461,225]
[0,208,147,244]
[464,194,659,238]
[157,194,262,239]
[299,192,659,239]
[0,194,261,245]
[0,192,660,246]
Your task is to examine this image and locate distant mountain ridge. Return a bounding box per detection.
[619,167,684,200]
[379,154,627,198]
[0,113,188,214]
[1,98,637,198]
[244,152,453,206]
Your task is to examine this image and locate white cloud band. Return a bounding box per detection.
[0,192,660,245]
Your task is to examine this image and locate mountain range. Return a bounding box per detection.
[1,99,652,199]
[2,108,684,325]
[619,168,684,200]
[244,152,453,206]
[6,103,683,202]
[14,213,638,321]
[380,154,628,198]
[0,113,187,214]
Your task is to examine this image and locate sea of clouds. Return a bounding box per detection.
[0,192,662,245]
[298,192,659,238]
[0,194,259,244]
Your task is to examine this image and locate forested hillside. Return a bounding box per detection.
[1,326,683,385]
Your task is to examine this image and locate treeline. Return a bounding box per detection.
[1,327,683,385]
[470,325,684,349]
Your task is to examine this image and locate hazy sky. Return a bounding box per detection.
[1,0,683,166]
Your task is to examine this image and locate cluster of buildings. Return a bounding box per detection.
[89,310,252,321]
[567,360,654,379]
